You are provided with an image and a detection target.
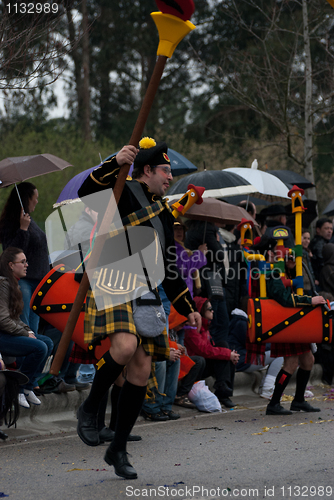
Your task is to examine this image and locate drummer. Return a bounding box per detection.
[250,235,325,416]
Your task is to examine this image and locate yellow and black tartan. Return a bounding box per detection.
[84,288,169,362]
[83,200,171,362]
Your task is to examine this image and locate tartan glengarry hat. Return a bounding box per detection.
[134,137,170,169]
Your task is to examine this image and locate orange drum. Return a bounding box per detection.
[247,297,333,344]
[30,264,110,359]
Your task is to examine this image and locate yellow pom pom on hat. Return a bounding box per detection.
[134,136,170,169]
[139,137,156,149]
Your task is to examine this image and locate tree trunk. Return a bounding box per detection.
[302,0,317,204]
[81,0,91,141]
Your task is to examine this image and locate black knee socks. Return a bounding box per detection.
[83,351,125,414]
[294,368,311,402]
[109,383,122,431]
[270,369,292,406]
[110,381,147,452]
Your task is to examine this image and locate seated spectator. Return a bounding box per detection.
[141,284,182,421]
[184,296,239,408]
[0,247,49,408]
[228,307,283,399]
[0,354,29,438]
[310,218,333,285]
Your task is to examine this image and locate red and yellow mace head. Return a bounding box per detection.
[237,218,254,246]
[288,184,305,214]
[171,184,205,217]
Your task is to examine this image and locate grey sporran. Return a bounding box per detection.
[132,287,166,338]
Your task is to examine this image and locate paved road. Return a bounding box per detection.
[1,387,333,500]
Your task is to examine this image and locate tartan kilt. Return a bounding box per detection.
[271,342,311,358]
[83,288,169,362]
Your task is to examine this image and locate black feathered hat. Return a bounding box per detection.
[134,137,170,169]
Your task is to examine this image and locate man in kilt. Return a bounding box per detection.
[247,235,326,416]
[77,138,201,479]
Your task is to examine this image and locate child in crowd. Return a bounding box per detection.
[184,296,239,408]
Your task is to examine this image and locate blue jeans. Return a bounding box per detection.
[0,332,48,391]
[19,278,41,334]
[142,358,180,414]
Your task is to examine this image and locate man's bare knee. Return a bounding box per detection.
[126,348,152,386]
[109,333,138,365]
[283,356,298,374]
[299,351,314,371]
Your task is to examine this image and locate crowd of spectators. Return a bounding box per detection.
[1,179,334,436]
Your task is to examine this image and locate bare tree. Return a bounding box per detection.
[193,0,334,204]
[0,2,76,90]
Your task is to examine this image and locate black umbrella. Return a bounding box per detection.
[268,170,314,190]
[167,170,257,199]
[322,199,334,217]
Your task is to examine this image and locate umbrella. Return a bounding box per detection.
[224,165,290,202]
[175,197,258,226]
[0,154,72,188]
[54,149,198,208]
[167,170,258,200]
[268,170,315,190]
[322,199,334,217]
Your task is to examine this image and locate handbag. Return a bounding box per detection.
[132,287,166,338]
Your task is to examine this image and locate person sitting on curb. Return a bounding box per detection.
[184,296,239,408]
[0,247,50,409]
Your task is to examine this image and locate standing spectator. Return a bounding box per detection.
[0,182,50,334]
[218,224,247,316]
[319,243,334,295]
[264,204,294,247]
[185,220,229,347]
[302,229,316,294]
[310,218,333,285]
[0,247,49,408]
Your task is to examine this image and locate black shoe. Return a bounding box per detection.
[0,430,8,441]
[163,410,180,420]
[220,398,236,408]
[290,400,321,412]
[104,448,137,479]
[99,427,142,443]
[36,376,62,394]
[55,380,76,394]
[140,409,168,421]
[77,403,100,446]
[266,403,293,415]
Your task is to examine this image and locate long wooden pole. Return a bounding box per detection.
[49,56,167,375]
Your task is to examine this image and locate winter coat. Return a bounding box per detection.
[173,240,207,297]
[319,243,334,296]
[310,234,330,282]
[184,296,231,361]
[0,278,31,337]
